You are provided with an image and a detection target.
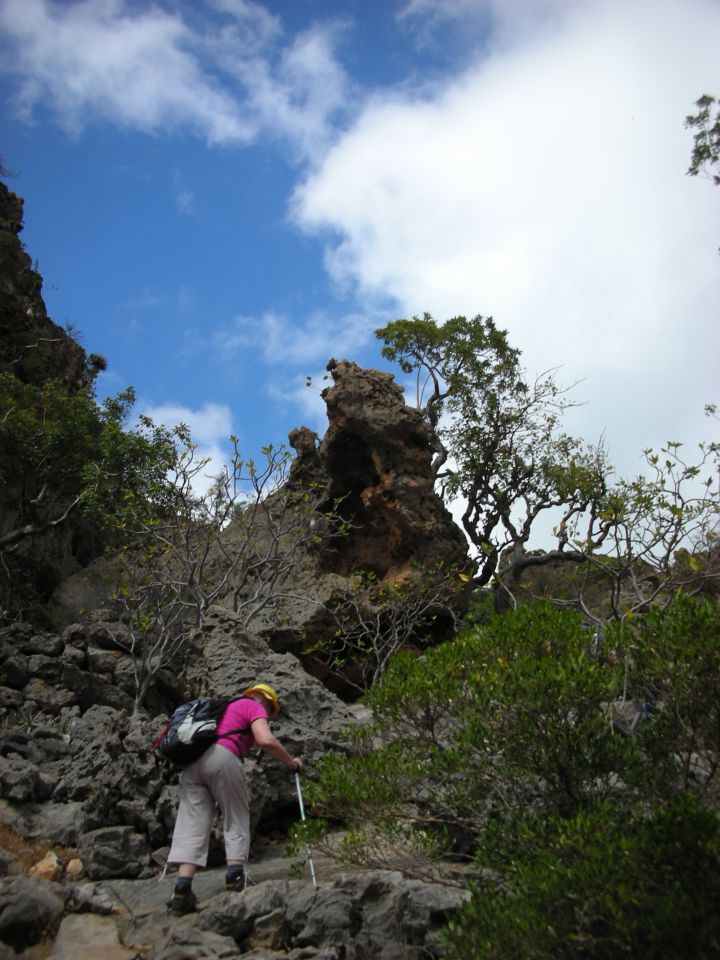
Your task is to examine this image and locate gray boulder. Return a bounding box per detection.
[23,677,79,714]
[0,798,85,846]
[78,825,152,879]
[60,663,133,711]
[0,875,65,952]
[23,631,65,657]
[0,653,28,689]
[0,755,55,802]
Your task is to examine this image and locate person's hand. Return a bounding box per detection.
[291,757,304,772]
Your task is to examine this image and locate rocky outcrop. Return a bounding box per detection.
[235,359,471,696]
[300,359,468,581]
[0,861,469,959]
[0,181,88,390]
[53,358,471,698]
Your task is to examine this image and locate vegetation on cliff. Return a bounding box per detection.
[0,375,177,622]
[377,312,719,621]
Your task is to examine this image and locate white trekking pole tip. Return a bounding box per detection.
[294,770,318,888]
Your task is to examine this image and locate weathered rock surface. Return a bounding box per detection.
[181,605,361,823]
[0,605,470,957]
[0,875,66,952]
[0,611,361,875]
[0,182,87,391]
[105,859,469,960]
[51,913,137,960]
[318,359,468,579]
[225,359,471,697]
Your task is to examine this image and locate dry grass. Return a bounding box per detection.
[0,823,76,873]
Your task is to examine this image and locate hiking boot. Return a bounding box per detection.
[168,885,197,915]
[225,866,246,892]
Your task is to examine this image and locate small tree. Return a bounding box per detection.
[546,439,720,625]
[377,315,719,619]
[686,93,720,185]
[0,374,175,621]
[115,431,345,712]
[376,314,608,590]
[311,564,465,695]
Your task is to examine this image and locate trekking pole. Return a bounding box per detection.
[294,771,318,888]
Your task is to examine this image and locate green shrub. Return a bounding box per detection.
[615,595,720,801]
[310,604,643,854]
[446,794,720,960]
[0,373,177,616]
[309,596,720,950]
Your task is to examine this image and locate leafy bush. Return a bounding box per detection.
[446,794,720,960]
[309,595,720,955]
[614,595,720,801]
[0,373,176,617]
[308,603,645,859]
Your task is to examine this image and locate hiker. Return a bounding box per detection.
[167,682,303,914]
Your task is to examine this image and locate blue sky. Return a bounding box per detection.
[1,0,718,509]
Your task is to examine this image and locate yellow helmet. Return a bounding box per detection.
[243,683,280,719]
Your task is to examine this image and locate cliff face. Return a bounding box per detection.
[0,181,87,390]
[248,358,472,696]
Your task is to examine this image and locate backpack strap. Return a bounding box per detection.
[150,720,171,755]
[214,696,260,746]
[216,724,251,740]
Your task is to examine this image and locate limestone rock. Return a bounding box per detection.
[51,914,137,960]
[226,360,470,697]
[0,755,55,803]
[22,676,79,714]
[0,184,87,391]
[64,857,84,881]
[28,850,61,881]
[169,868,469,959]
[0,875,65,952]
[318,359,468,579]
[78,825,152,880]
[0,799,86,847]
[180,605,361,817]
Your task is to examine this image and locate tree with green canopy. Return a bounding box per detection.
[376,314,719,619]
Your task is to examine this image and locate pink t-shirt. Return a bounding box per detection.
[216,697,269,758]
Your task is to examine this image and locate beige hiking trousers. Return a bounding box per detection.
[167,743,250,867]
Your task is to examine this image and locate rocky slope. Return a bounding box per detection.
[0,184,472,957]
[0,608,469,959]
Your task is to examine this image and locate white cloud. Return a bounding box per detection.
[292,0,720,472]
[206,0,281,45]
[215,307,378,366]
[0,0,252,142]
[141,400,232,446]
[139,400,235,494]
[0,0,351,159]
[266,371,330,436]
[208,20,353,163]
[172,170,195,215]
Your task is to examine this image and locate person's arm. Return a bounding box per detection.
[251,717,303,771]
